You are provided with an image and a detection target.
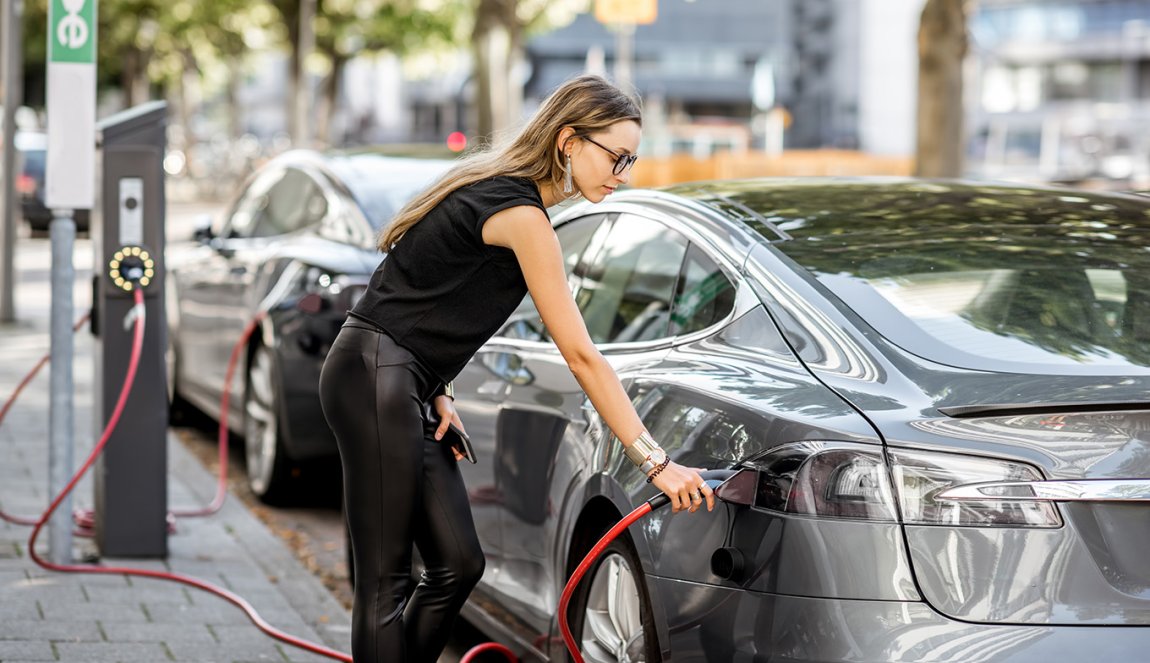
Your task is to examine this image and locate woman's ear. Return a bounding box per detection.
[556,126,577,156]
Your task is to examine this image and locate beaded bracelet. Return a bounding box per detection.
[645,456,671,484]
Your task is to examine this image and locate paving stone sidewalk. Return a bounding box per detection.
[0,232,352,662]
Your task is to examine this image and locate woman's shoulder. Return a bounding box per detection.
[461,175,541,201]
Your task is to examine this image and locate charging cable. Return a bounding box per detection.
[461,470,736,663]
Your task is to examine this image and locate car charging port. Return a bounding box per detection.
[107,245,155,291]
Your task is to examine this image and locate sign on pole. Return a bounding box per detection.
[594,0,657,25]
[45,0,97,210]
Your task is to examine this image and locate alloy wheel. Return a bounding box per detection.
[244,345,280,496]
[580,551,648,663]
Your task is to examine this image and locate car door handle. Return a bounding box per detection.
[230,265,248,275]
[936,479,1150,503]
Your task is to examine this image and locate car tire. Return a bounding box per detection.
[243,343,295,504]
[164,329,194,425]
[567,534,660,663]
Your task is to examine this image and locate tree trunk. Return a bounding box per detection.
[226,58,243,142]
[914,0,968,178]
[472,0,520,141]
[316,53,346,148]
[121,47,151,107]
[178,49,200,176]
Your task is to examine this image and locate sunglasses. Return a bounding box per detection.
[580,135,639,176]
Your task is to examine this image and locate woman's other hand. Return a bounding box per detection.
[650,462,715,513]
[432,395,466,461]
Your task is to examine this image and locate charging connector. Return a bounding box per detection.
[107,245,155,291]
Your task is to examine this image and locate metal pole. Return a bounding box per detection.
[0,0,22,323]
[47,208,75,564]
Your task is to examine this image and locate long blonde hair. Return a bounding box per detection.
[377,74,642,250]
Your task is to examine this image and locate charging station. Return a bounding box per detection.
[92,101,169,557]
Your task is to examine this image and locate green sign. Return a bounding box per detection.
[48,0,96,64]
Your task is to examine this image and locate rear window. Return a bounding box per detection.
[696,182,1150,372]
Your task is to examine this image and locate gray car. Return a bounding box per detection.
[450,179,1150,662]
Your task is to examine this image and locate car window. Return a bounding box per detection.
[576,215,688,344]
[498,214,608,342]
[708,182,1150,371]
[222,169,280,238]
[225,168,326,239]
[670,244,737,335]
[249,169,327,238]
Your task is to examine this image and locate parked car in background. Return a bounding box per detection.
[165,149,454,502]
[14,131,91,233]
[448,179,1150,661]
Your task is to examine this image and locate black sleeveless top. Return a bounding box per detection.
[350,176,548,383]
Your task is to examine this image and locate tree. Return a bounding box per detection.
[914,0,968,178]
[311,0,456,146]
[471,0,586,141]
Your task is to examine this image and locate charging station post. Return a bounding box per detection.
[92,102,169,557]
[43,0,97,565]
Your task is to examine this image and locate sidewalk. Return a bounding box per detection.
[0,220,353,662]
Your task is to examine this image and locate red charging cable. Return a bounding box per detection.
[461,499,662,663]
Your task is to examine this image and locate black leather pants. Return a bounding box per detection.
[319,320,484,663]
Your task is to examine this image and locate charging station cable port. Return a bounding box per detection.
[108,246,155,291]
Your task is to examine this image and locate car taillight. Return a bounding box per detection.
[741,442,1061,528]
[746,442,898,522]
[16,174,36,195]
[889,448,1061,528]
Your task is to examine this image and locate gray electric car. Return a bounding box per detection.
[449,180,1150,662]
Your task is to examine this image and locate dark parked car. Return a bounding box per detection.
[165,149,453,501]
[14,131,91,233]
[448,180,1150,661]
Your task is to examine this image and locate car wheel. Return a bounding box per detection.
[569,536,659,663]
[164,329,194,424]
[244,343,295,503]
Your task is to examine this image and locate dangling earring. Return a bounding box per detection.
[563,153,573,194]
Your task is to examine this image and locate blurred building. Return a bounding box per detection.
[524,0,924,157]
[969,0,1150,187]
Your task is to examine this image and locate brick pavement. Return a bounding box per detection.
[0,224,352,662]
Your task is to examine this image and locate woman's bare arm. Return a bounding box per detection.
[483,205,714,513]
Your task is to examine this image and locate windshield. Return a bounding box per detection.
[327,156,454,229]
[681,181,1150,371]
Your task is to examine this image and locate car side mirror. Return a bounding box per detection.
[481,351,535,386]
[192,214,215,244]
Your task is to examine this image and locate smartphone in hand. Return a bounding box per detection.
[443,422,477,464]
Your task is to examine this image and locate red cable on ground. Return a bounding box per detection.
[171,310,266,517]
[25,289,352,663]
[0,313,90,528]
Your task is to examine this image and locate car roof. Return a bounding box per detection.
[658,177,1150,247]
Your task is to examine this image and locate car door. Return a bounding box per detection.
[457,213,610,602]
[490,212,691,635]
[174,167,282,406]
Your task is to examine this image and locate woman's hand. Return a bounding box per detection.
[432,395,466,462]
[650,462,715,514]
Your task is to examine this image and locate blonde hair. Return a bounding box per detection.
[377,74,642,250]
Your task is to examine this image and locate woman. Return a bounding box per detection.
[318,74,715,663]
